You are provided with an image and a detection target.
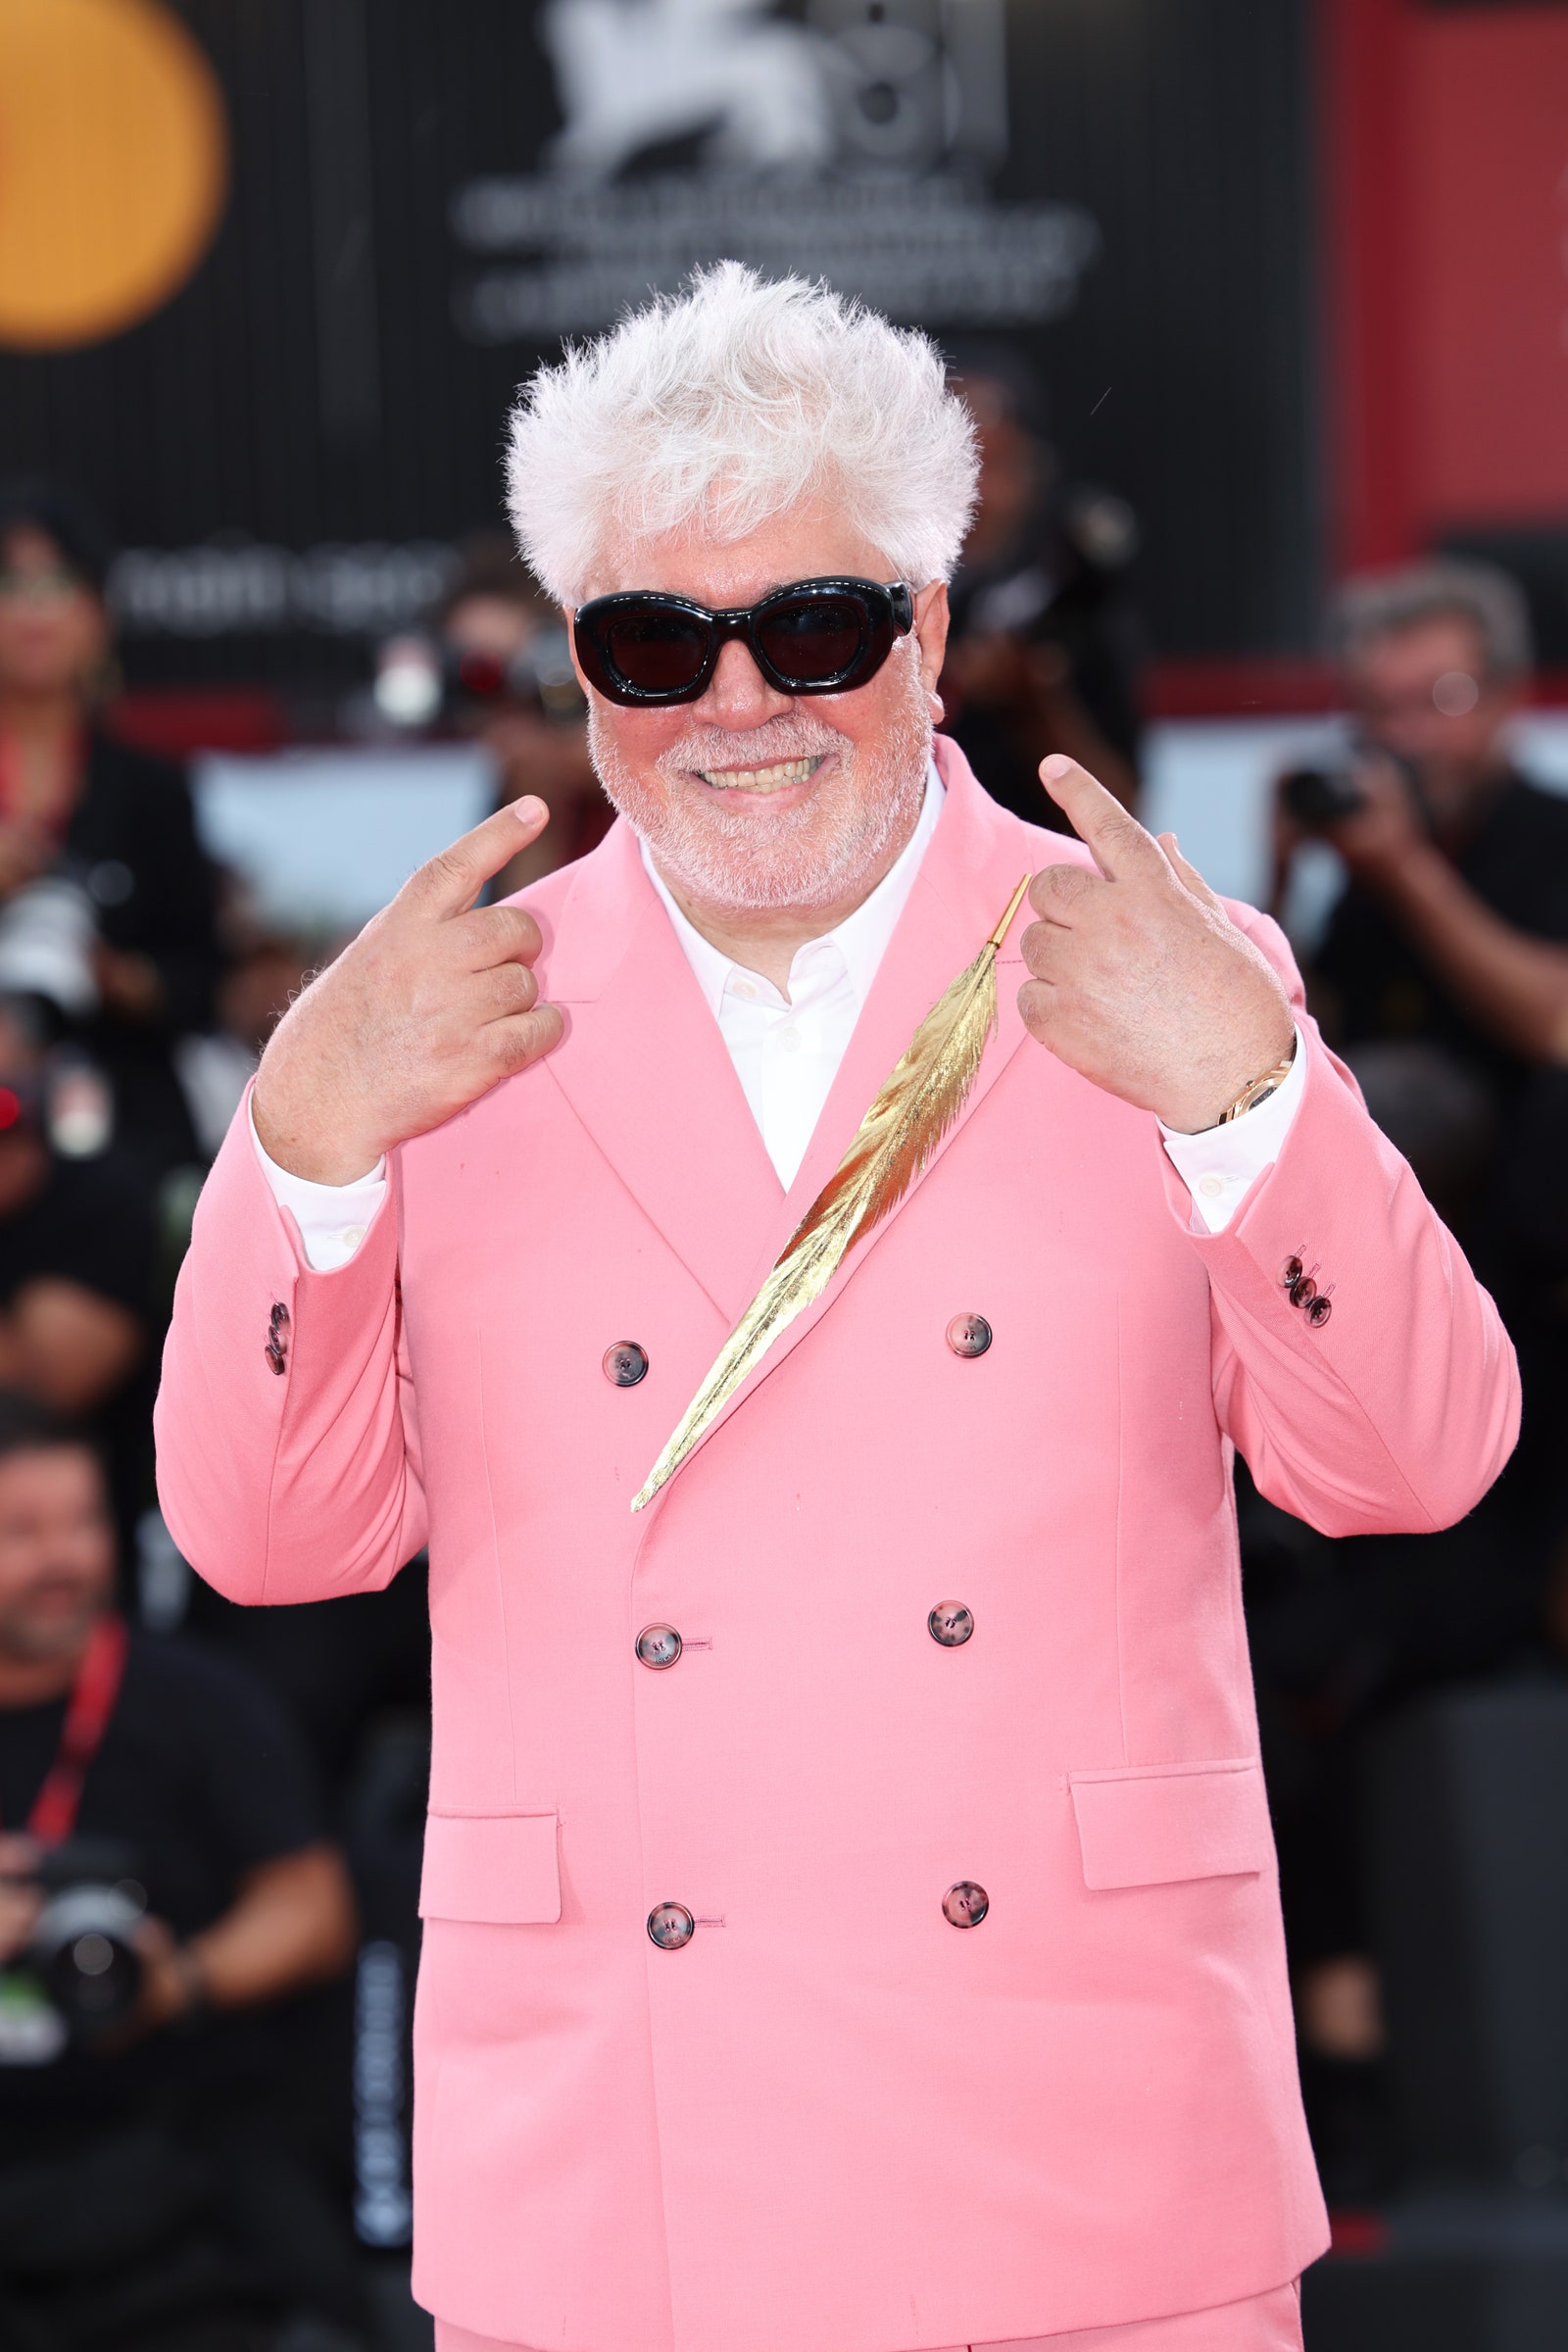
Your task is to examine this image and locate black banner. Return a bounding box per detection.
[0,0,1322,685]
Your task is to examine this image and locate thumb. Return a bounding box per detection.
[407,796,550,916]
[1156,831,1228,916]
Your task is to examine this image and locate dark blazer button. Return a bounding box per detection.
[270,1301,290,1334]
[943,1881,989,1928]
[1289,1275,1317,1309]
[265,1340,286,1376]
[946,1313,992,1358]
[928,1601,974,1647]
[647,1902,695,1950]
[635,1624,682,1670]
[1279,1256,1303,1289]
[1306,1295,1333,1327]
[604,1343,649,1387]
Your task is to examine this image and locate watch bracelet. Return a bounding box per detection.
[1217,1043,1298,1125]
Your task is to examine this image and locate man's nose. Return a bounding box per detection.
[696,638,795,731]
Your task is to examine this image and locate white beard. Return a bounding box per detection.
[588,650,932,917]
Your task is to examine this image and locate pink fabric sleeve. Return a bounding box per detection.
[1180,904,1521,1535]
[154,1086,426,1604]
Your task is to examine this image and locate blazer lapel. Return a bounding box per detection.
[543,820,783,1325]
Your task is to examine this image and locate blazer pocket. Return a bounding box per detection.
[1069,1758,1271,1891]
[418,1809,562,1924]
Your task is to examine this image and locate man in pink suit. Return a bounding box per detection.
[155,267,1518,2352]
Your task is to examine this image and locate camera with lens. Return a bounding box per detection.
[0,1838,146,2061]
[1278,764,1367,832]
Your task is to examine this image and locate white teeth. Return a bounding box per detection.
[696,755,823,792]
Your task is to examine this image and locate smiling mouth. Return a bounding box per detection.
[693,755,825,793]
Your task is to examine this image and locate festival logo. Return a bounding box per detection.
[450,0,1098,339]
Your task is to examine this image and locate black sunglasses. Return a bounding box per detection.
[572,576,914,708]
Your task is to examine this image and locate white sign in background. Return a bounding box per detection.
[1143,712,1568,949]
[192,717,1568,953]
[193,746,499,939]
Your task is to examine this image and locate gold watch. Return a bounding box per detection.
[1217,1038,1297,1125]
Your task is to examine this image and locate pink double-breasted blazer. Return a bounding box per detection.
[156,740,1519,2352]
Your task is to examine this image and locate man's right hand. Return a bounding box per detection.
[252,797,564,1184]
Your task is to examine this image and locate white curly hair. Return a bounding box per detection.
[506,263,978,607]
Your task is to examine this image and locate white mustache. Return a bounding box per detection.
[656,716,850,778]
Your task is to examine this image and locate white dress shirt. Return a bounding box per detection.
[636,766,946,1190]
[253,765,1304,1267]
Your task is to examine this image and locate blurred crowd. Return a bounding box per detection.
[0,347,1562,2346]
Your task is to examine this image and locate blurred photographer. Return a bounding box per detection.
[0,1395,365,2351]
[1276,564,1568,1396]
[0,482,220,1184]
[1278,561,1568,1090]
[373,533,606,893]
[941,348,1143,823]
[1256,564,1568,2181]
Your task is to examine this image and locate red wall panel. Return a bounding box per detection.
[1410,9,1568,524]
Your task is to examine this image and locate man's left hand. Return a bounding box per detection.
[1019,755,1296,1134]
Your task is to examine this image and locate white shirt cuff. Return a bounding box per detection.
[1158,1027,1308,1235]
[248,1101,387,1272]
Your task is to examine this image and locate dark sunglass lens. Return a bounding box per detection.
[758,597,865,684]
[602,608,710,696]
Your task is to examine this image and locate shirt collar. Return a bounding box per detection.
[640,759,946,1018]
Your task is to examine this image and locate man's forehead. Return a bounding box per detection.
[1351,612,1487,678]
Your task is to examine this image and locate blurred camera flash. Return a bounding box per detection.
[374,643,442,728]
[1433,670,1479,717]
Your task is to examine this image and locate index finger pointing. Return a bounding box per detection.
[405,796,551,917]
[1038,756,1162,883]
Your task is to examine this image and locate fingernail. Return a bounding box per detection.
[1041,755,1071,780]
[514,796,546,824]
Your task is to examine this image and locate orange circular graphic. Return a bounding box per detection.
[0,0,227,351]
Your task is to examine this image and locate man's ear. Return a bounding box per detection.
[912,579,950,706]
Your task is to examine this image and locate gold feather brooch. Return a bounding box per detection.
[631,872,1032,1512]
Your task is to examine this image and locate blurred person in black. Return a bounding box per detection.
[0,1394,366,2351]
[0,481,220,1183]
[173,935,312,1169]
[0,997,150,1423]
[1256,560,1568,2190]
[941,346,1143,823]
